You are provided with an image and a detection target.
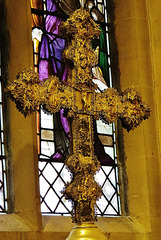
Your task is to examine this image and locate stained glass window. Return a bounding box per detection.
[0,45,8,213]
[31,0,120,216]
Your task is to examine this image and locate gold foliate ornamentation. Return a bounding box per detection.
[120,88,151,131]
[95,88,123,123]
[60,9,100,40]
[94,87,150,131]
[64,174,102,202]
[60,9,101,87]
[41,75,72,114]
[66,155,100,174]
[5,69,42,117]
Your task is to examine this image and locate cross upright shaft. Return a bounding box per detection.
[6,9,150,224]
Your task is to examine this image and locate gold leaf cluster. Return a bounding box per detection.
[120,88,151,131]
[64,174,102,202]
[60,9,101,86]
[41,76,72,113]
[5,69,42,116]
[6,69,74,116]
[60,9,101,40]
[95,88,122,123]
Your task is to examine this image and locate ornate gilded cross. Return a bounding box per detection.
[6,9,150,226]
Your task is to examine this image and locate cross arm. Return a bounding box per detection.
[5,69,73,116]
[95,87,150,131]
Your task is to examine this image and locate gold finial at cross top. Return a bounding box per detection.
[6,9,150,223]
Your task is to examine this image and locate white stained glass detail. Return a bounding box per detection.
[0,82,1,102]
[32,28,43,43]
[108,169,116,187]
[41,109,54,129]
[104,146,114,159]
[56,197,72,213]
[108,57,111,66]
[0,191,4,210]
[96,120,113,135]
[53,178,65,197]
[96,165,119,215]
[109,67,112,88]
[41,141,55,156]
[0,105,3,131]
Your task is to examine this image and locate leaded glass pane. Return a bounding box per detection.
[0,48,8,213]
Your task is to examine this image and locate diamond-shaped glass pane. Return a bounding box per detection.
[0,163,2,180]
[60,166,71,183]
[41,202,50,212]
[52,162,64,172]
[42,163,57,182]
[102,179,115,200]
[104,205,117,215]
[0,191,4,209]
[111,194,119,212]
[53,178,65,197]
[95,168,106,186]
[96,195,108,212]
[108,168,117,187]
[55,202,69,213]
[39,175,50,197]
[44,189,59,211]
[61,197,72,211]
[0,181,2,190]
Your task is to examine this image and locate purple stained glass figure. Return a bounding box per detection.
[38,0,70,161]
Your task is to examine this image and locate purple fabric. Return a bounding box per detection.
[40,36,50,59]
[39,0,70,162]
[39,1,66,80]
[52,152,64,162]
[46,0,56,12]
[39,60,51,80]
